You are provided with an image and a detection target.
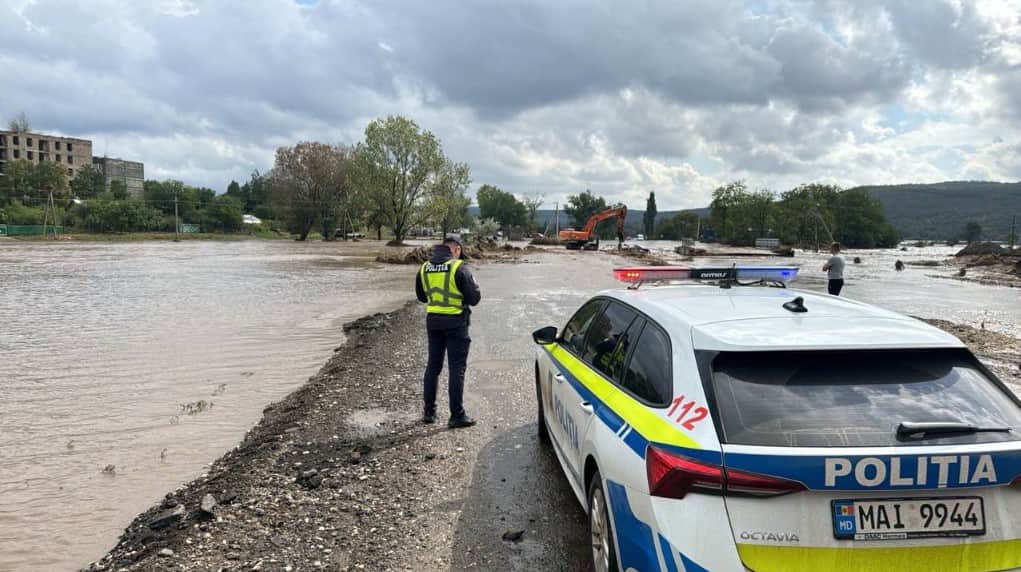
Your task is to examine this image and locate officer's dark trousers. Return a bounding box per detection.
[423,324,471,419]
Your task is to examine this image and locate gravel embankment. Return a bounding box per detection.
[85,302,464,572]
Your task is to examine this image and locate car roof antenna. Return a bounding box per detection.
[782,296,807,313]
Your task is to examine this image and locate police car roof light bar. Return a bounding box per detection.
[614,265,799,288]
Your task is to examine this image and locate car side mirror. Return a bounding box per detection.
[532,326,558,345]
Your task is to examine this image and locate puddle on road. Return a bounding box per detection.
[345,407,416,436]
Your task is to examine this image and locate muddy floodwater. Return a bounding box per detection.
[1,239,1018,571]
[0,240,410,571]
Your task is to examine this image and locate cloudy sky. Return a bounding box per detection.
[2,0,1019,209]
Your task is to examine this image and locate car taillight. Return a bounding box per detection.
[646,446,806,499]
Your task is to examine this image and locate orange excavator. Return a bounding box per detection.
[558,206,628,250]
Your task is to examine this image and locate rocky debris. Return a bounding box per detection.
[919,318,1021,382]
[375,242,532,265]
[199,494,217,516]
[501,530,525,543]
[158,549,174,558]
[675,245,707,257]
[147,504,186,530]
[528,236,561,246]
[853,256,862,264]
[955,242,1006,257]
[772,246,795,257]
[895,260,905,271]
[615,245,668,266]
[102,464,116,474]
[905,259,943,267]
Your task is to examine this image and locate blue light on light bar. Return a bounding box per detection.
[614,265,800,284]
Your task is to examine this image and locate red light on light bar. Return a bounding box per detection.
[613,266,692,283]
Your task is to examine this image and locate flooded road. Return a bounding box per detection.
[1,239,1017,571]
[0,240,410,571]
[640,241,1021,338]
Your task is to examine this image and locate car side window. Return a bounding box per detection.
[561,299,607,355]
[581,302,637,380]
[622,321,672,405]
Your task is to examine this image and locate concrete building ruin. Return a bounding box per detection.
[92,157,145,196]
[0,129,145,197]
[0,129,93,178]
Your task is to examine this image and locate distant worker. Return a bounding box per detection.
[415,234,482,428]
[822,241,845,296]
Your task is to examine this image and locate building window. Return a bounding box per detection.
[67,143,73,152]
[13,136,19,146]
[27,138,32,147]
[56,154,61,162]
[27,151,33,160]
[0,149,5,160]
[68,156,73,164]
[54,141,61,151]
[39,140,48,151]
[13,149,19,159]
[67,168,73,176]
[0,134,6,146]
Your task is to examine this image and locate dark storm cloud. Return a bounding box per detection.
[0,0,1017,200]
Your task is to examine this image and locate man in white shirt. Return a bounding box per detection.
[822,242,845,296]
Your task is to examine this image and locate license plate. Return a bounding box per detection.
[832,497,985,540]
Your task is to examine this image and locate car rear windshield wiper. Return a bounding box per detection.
[897,421,1013,439]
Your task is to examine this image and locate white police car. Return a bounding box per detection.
[531,266,1021,572]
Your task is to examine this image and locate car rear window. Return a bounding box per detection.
[707,349,1021,447]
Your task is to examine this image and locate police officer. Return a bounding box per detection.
[415,234,482,428]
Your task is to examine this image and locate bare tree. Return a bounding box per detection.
[8,112,31,133]
[522,193,544,233]
[268,142,350,241]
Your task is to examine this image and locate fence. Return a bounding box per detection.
[754,238,780,248]
[0,224,63,236]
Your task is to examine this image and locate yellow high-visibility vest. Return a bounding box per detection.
[420,258,465,315]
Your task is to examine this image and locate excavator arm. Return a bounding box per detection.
[580,206,628,237]
[558,206,628,249]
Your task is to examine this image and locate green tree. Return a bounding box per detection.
[350,115,446,244]
[773,183,840,248]
[110,179,129,200]
[832,188,899,248]
[644,191,657,237]
[225,180,242,198]
[70,166,105,199]
[202,195,244,232]
[564,189,609,229]
[3,159,36,199]
[655,211,700,240]
[964,221,982,243]
[476,184,527,231]
[426,160,472,236]
[473,217,500,241]
[82,199,162,232]
[708,181,748,244]
[268,141,350,241]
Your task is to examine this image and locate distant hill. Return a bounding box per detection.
[852,182,1021,241]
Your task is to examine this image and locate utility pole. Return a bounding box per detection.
[553,201,559,237]
[1010,215,1017,250]
[174,192,180,241]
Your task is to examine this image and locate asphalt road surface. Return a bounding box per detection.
[444,251,621,571]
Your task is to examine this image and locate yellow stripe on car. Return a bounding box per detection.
[737,539,1021,572]
[549,344,700,451]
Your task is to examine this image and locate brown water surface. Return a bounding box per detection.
[0,240,412,571]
